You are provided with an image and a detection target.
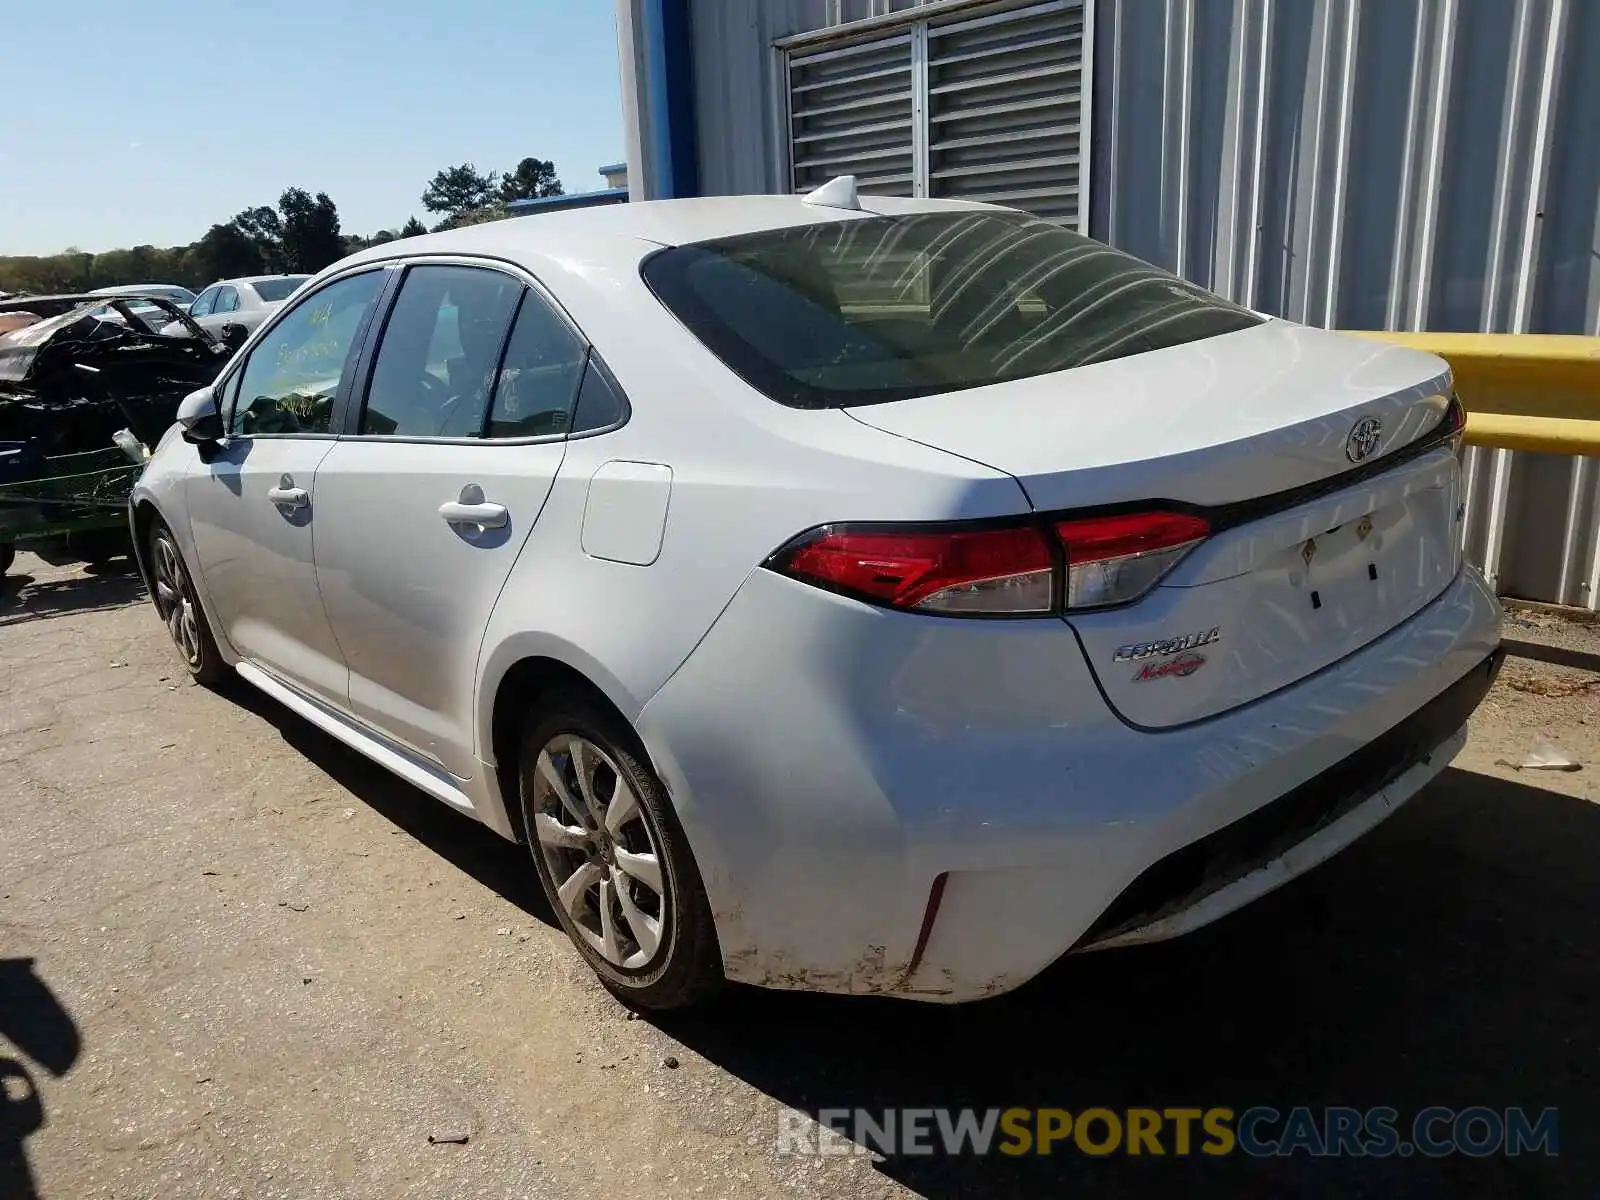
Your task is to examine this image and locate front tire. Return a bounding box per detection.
[148,519,228,686]
[518,693,722,1010]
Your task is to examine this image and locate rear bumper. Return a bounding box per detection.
[636,564,1502,1002]
[1078,643,1502,949]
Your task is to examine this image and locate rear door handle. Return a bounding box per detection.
[267,486,308,510]
[439,500,508,530]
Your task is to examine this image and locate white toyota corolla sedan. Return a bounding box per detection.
[129,179,1502,1009]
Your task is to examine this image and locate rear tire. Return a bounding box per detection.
[147,519,228,686]
[517,691,722,1010]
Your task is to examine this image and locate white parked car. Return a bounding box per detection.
[159,275,311,339]
[129,179,1502,1010]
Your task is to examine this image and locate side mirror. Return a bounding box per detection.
[219,323,249,351]
[177,387,224,445]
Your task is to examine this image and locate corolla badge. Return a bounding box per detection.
[1345,415,1384,463]
[1113,627,1220,663]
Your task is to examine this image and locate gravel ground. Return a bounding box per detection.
[3,552,1597,1198]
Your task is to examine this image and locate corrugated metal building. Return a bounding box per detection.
[617,0,1600,608]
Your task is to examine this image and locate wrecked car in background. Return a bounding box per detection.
[0,294,237,573]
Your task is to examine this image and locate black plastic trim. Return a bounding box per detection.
[333,265,405,437]
[1078,645,1505,946]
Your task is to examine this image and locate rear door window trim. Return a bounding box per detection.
[333,253,630,445]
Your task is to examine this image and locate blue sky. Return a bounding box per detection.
[0,0,625,256]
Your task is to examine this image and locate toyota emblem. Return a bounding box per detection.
[1346,416,1383,463]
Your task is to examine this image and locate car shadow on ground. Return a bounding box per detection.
[651,767,1597,1197]
[216,678,558,929]
[0,958,81,1200]
[0,559,144,627]
[209,685,1598,1197]
[1502,636,1600,675]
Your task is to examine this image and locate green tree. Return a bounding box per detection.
[278,189,344,273]
[421,164,497,220]
[431,204,511,233]
[230,205,285,271]
[93,248,136,285]
[399,216,428,238]
[497,157,563,203]
[190,223,267,282]
[226,190,344,274]
[126,245,157,280]
[0,184,359,296]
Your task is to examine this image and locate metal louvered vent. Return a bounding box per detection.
[925,2,1084,222]
[788,34,915,197]
[784,0,1088,227]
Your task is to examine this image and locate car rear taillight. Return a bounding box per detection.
[768,509,1210,617]
[770,525,1056,615]
[1055,511,1211,610]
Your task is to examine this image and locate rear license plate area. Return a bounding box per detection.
[1291,506,1406,618]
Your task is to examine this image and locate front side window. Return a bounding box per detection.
[190,288,218,319]
[641,211,1264,409]
[230,270,385,435]
[484,290,589,439]
[213,287,239,315]
[360,265,523,437]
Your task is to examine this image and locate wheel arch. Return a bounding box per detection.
[129,496,162,594]
[481,643,651,845]
[476,632,746,980]
[131,491,237,666]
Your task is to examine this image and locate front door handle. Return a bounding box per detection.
[439,500,508,529]
[267,485,308,510]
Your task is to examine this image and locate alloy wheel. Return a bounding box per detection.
[531,733,668,970]
[151,533,202,668]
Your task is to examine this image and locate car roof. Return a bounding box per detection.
[340,193,1006,275]
[89,282,193,295]
[211,275,311,287]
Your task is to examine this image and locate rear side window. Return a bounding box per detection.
[484,290,589,439]
[252,277,309,303]
[641,211,1263,409]
[361,265,522,437]
[569,358,627,434]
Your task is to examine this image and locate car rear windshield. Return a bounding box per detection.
[641,211,1264,409]
[252,277,310,302]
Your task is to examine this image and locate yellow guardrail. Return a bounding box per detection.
[1344,331,1600,456]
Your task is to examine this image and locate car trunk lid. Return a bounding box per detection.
[843,320,1453,509]
[844,320,1464,727]
[1065,448,1463,727]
